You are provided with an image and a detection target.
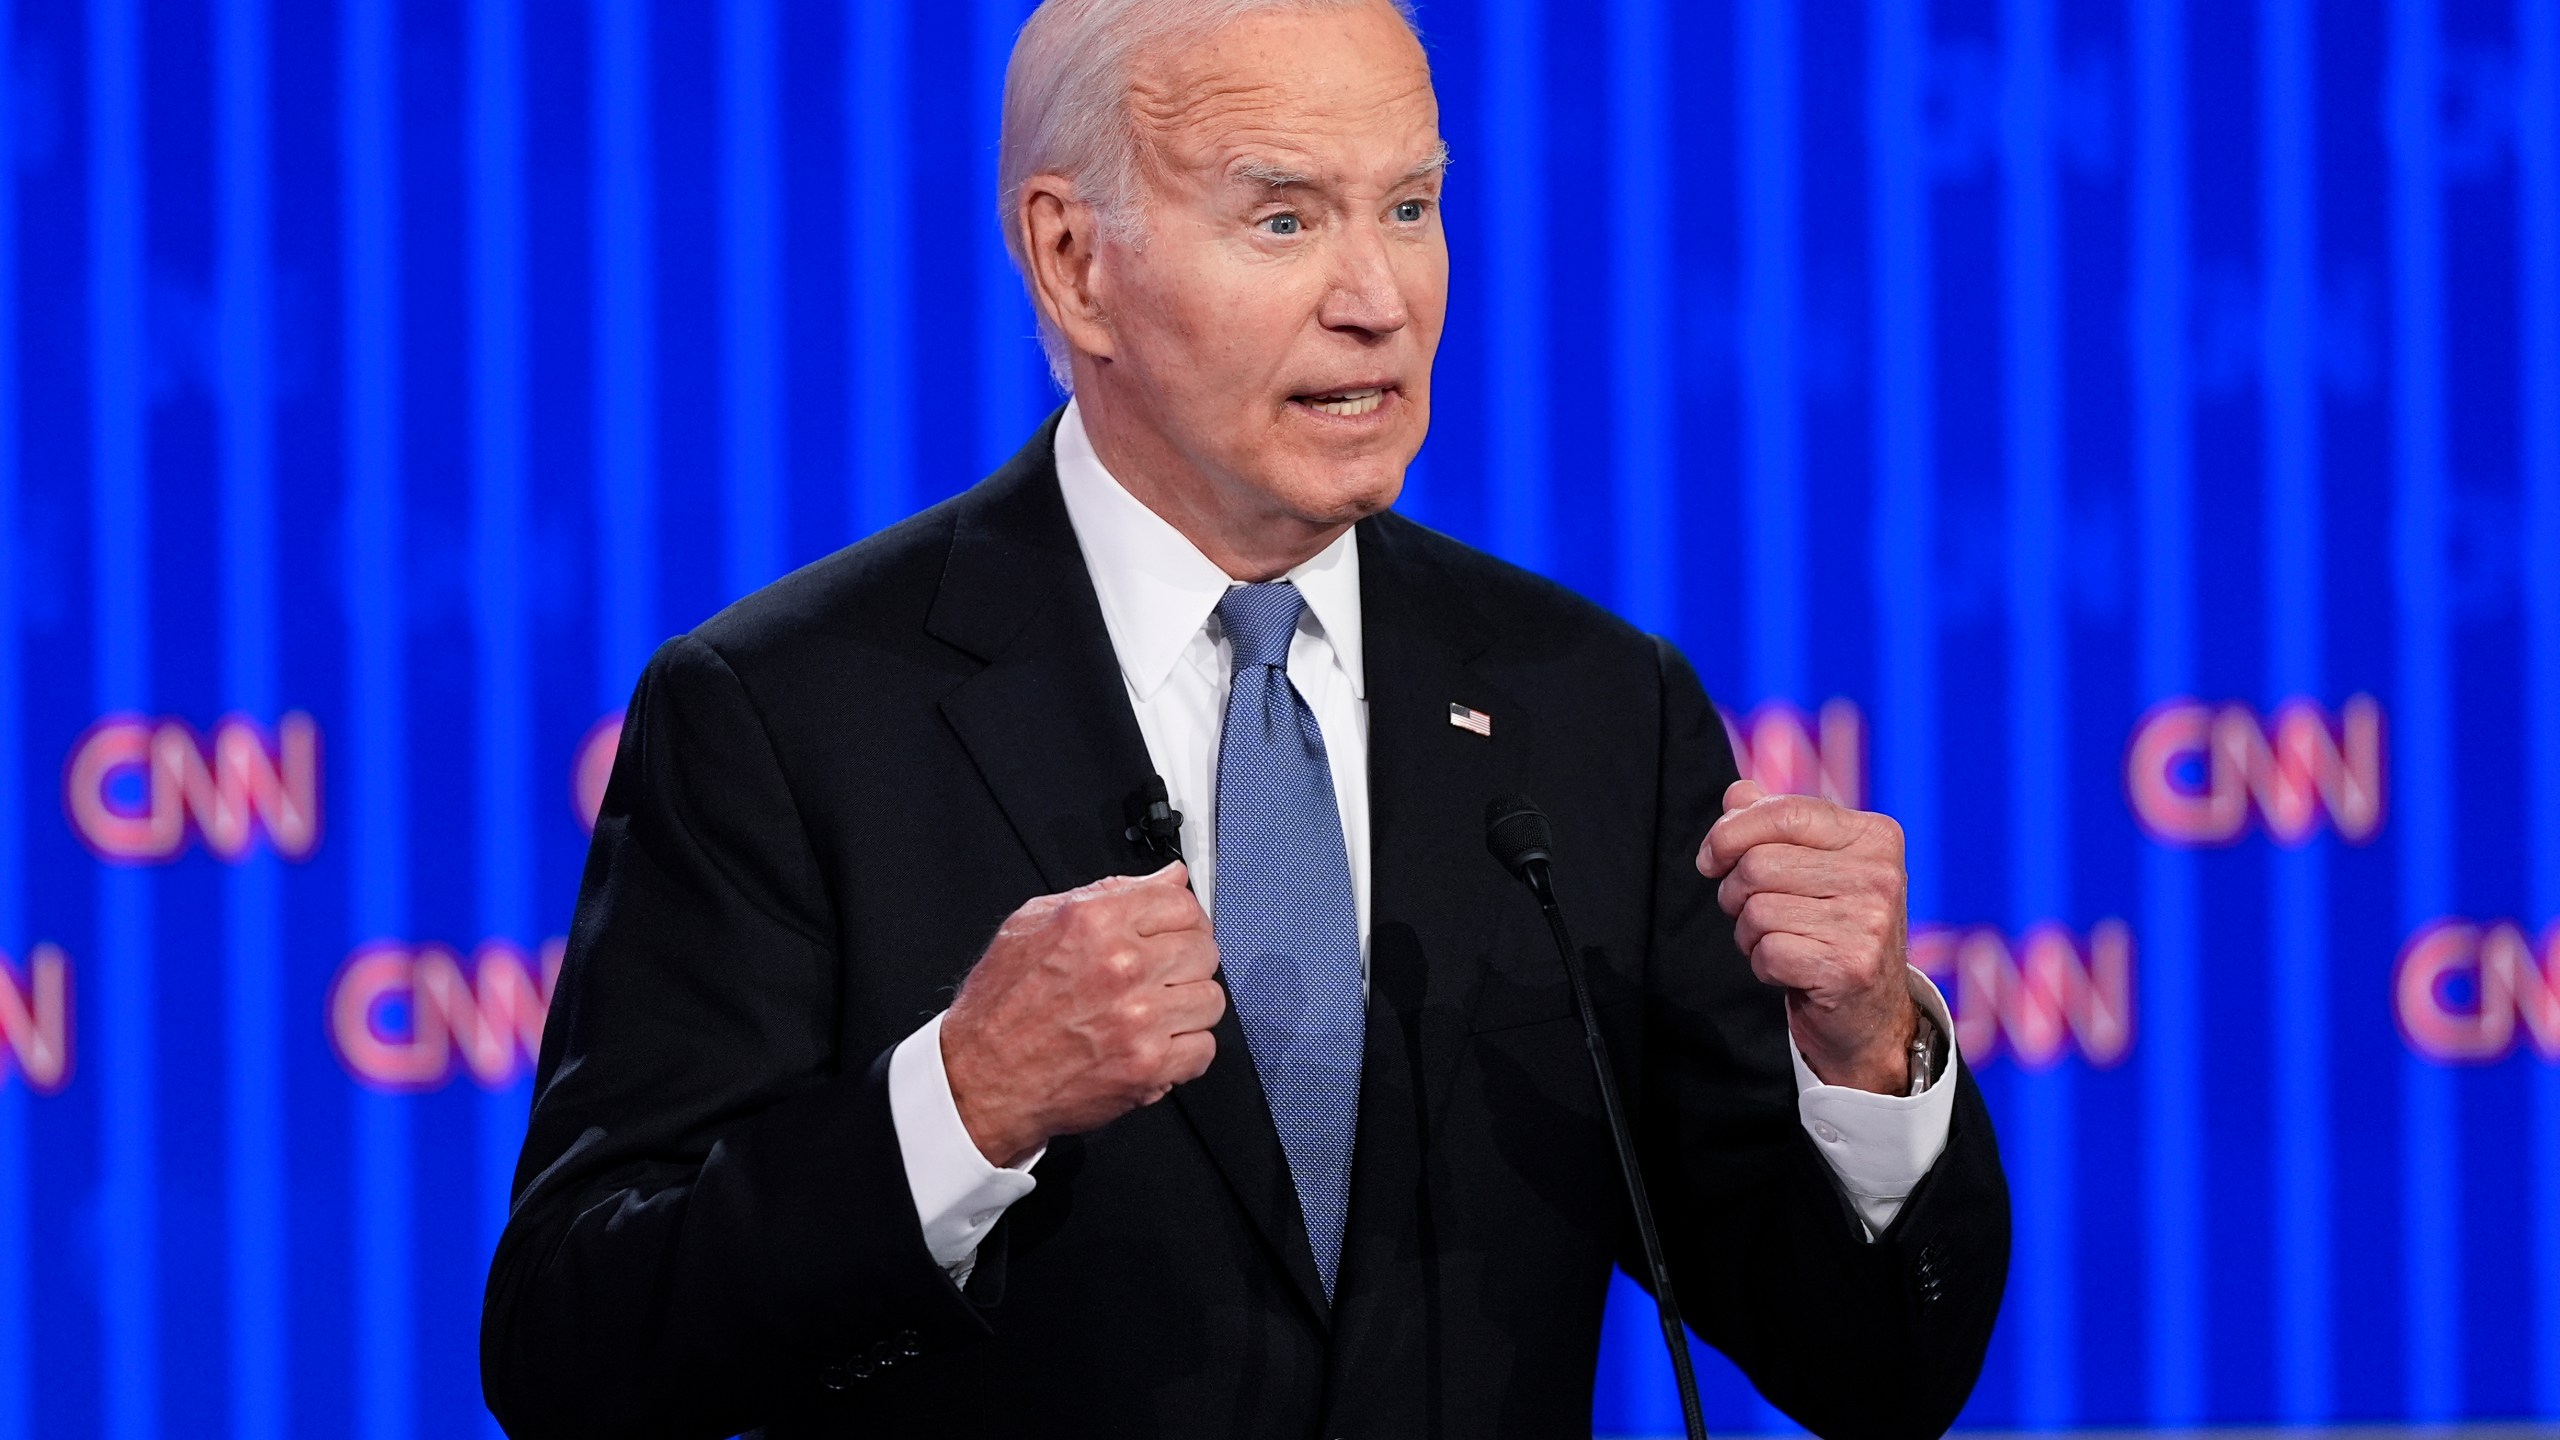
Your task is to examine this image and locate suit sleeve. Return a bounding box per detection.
[480,635,992,1440]
[1636,637,2010,1440]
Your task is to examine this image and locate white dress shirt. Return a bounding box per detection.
[887,400,1959,1282]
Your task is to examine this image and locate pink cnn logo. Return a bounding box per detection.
[1720,699,1864,809]
[0,943,70,1093]
[2124,696,2383,847]
[1911,921,2135,1069]
[328,938,564,1092]
[574,713,622,833]
[2393,921,2560,1065]
[64,712,322,863]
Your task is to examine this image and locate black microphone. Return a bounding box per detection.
[1485,796,1708,1440]
[1123,776,1185,864]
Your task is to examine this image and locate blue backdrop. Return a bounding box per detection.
[1,0,2555,1435]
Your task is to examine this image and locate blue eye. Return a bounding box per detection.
[1394,200,1425,222]
[1265,213,1302,235]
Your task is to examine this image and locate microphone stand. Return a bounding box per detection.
[1493,803,1708,1440]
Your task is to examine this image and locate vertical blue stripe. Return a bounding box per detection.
[721,0,783,595]
[2002,0,2074,1421]
[1738,0,1802,704]
[2259,0,2333,1417]
[215,0,288,1432]
[86,0,156,1432]
[975,0,1041,469]
[342,0,415,1433]
[2386,0,2458,1417]
[2129,0,2202,1420]
[2518,0,2560,1414]
[0,0,22,1430]
[850,0,913,537]
[1735,8,1800,1424]
[1868,0,1937,925]
[1607,0,1671,633]
[465,0,533,1396]
[1482,0,1549,572]
[593,0,658,705]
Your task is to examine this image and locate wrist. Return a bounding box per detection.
[1793,996,1921,1095]
[941,1023,1042,1167]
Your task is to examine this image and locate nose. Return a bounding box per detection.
[1316,220,1410,340]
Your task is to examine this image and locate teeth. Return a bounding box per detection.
[1305,387,1385,417]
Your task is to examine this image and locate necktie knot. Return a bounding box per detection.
[1217,581,1305,673]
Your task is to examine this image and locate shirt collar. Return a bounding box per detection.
[1053,399,1366,703]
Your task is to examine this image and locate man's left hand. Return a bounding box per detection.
[1697,779,1919,1095]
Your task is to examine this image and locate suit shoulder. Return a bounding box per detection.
[1367,510,1662,668]
[678,491,969,687]
[696,499,957,645]
[683,416,1066,683]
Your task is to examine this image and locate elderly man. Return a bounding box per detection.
[482,0,2007,1436]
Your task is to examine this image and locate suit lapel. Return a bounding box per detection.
[1327,514,1533,1359]
[930,423,1163,894]
[928,418,1331,1327]
[1355,513,1530,1122]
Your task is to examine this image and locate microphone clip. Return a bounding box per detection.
[1124,776,1185,864]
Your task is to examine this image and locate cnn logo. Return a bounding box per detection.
[328,939,562,1092]
[1720,699,1864,809]
[574,713,620,832]
[2394,921,2560,1064]
[65,712,321,863]
[2124,695,2383,846]
[1911,921,2135,1069]
[0,944,70,1093]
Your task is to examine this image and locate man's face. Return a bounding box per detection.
[1080,1,1447,536]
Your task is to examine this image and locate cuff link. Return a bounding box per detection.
[1906,1005,1947,1097]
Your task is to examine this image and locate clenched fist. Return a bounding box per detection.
[1698,780,1919,1095]
[941,862,1226,1166]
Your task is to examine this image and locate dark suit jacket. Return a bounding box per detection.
[481,417,2008,1440]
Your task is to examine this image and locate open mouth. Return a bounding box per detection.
[1292,385,1391,419]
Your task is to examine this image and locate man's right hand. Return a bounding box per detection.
[940,862,1225,1167]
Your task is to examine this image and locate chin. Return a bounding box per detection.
[1272,461,1404,528]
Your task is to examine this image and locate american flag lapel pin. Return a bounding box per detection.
[1448,702,1493,737]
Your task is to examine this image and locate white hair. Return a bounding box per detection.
[998,0,1424,386]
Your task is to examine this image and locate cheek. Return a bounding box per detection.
[1405,237,1452,328]
[1128,264,1297,389]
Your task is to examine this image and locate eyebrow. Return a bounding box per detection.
[1233,159,1318,189]
[1400,141,1454,185]
[1230,141,1452,192]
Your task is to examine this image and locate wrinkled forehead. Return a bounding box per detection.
[1123,6,1441,188]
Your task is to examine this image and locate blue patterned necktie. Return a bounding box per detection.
[1211,581,1366,1300]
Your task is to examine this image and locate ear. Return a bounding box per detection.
[1019,176,1117,364]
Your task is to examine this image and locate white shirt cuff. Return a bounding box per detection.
[886,1011,1042,1285]
[1787,967,1959,1240]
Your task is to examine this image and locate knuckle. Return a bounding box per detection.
[1128,1033,1169,1076]
[1739,848,1778,888]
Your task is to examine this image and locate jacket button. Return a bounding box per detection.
[896,1329,923,1358]
[820,1361,853,1391]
